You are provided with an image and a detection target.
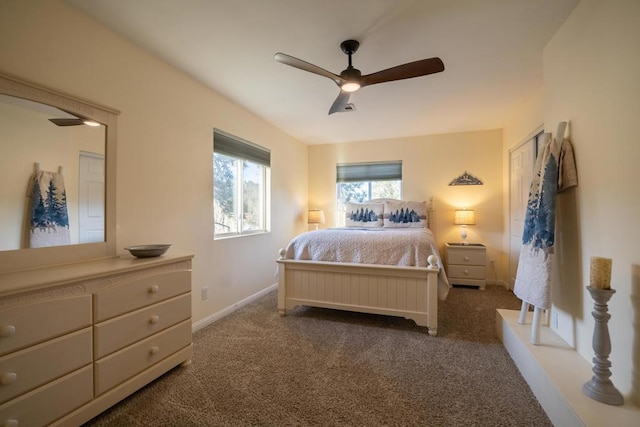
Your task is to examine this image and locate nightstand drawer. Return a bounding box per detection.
[447,249,485,266]
[447,265,486,280]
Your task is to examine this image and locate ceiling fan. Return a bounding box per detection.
[274,39,444,115]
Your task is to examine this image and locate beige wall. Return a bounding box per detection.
[0,1,308,324]
[308,129,505,283]
[503,0,639,398]
[542,0,640,398]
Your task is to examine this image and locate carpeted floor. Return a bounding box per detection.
[84,285,552,426]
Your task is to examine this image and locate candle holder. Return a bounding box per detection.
[582,286,624,405]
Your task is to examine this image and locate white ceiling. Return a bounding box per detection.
[66,0,579,145]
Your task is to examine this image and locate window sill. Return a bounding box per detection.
[214,230,270,241]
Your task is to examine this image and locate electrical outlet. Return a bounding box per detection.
[201,287,209,300]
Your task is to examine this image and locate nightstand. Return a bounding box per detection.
[444,243,486,290]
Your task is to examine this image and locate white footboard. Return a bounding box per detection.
[276,250,441,336]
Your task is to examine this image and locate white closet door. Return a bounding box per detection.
[78,152,105,244]
[508,135,537,290]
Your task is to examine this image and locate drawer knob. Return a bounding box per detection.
[148,285,160,294]
[463,256,470,261]
[0,372,17,385]
[149,315,160,324]
[149,346,160,355]
[0,325,15,338]
[2,419,19,427]
[464,269,469,275]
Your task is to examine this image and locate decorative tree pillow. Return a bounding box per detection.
[383,200,427,228]
[345,202,384,227]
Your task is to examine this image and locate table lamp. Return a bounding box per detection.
[308,209,325,230]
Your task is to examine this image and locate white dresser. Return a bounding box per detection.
[0,254,193,426]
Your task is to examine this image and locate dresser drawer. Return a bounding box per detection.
[0,365,93,427]
[94,270,191,322]
[94,293,191,359]
[447,265,486,280]
[0,295,92,356]
[95,319,192,395]
[0,327,92,404]
[447,249,485,266]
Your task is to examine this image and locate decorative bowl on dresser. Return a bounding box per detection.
[0,254,193,426]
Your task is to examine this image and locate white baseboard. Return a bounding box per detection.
[192,283,277,333]
[497,309,639,427]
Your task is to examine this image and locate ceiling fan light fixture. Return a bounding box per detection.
[82,119,101,127]
[341,81,360,92]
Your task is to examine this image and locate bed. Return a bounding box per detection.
[276,199,449,336]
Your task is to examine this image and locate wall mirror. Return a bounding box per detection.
[0,72,118,273]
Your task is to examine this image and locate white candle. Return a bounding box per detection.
[590,257,612,289]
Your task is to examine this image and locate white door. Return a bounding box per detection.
[508,132,540,290]
[78,152,105,243]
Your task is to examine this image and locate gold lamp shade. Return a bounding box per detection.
[308,209,325,230]
[454,209,476,225]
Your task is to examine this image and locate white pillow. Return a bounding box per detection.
[345,202,384,227]
[383,200,427,228]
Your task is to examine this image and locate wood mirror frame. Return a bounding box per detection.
[0,71,119,273]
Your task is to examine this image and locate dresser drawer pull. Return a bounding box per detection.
[463,256,470,261]
[149,315,160,324]
[149,346,160,355]
[2,419,19,427]
[148,285,160,294]
[463,269,469,275]
[0,325,15,338]
[0,372,17,385]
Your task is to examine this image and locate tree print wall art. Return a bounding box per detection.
[28,168,70,248]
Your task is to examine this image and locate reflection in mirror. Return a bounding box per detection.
[0,94,106,251]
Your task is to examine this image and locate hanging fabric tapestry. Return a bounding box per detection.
[28,167,70,248]
[513,128,577,309]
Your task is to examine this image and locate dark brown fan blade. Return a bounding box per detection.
[48,118,84,126]
[328,91,351,115]
[361,57,444,87]
[274,53,344,86]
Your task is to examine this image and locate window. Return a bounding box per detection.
[213,129,270,238]
[336,161,402,225]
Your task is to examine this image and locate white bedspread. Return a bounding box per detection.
[285,228,450,299]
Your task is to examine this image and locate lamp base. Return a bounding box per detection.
[582,378,624,406]
[460,225,469,245]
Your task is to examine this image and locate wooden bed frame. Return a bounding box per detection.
[276,251,441,336]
